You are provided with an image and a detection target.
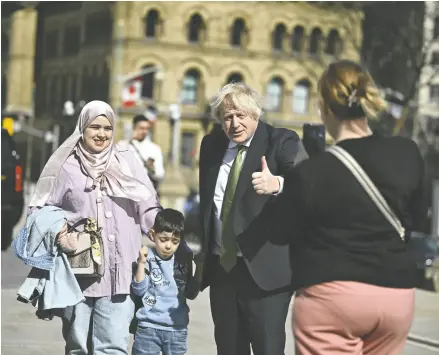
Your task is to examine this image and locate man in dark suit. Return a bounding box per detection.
[198,83,307,355]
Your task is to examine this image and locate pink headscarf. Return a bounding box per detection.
[29,100,154,207]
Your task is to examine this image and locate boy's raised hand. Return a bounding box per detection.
[138,245,149,264]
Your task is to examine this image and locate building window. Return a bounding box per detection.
[60,75,69,105]
[309,28,323,57]
[188,13,205,43]
[84,13,113,46]
[227,72,244,84]
[431,51,439,66]
[141,64,156,99]
[293,79,311,114]
[231,18,246,47]
[71,74,78,102]
[81,68,92,102]
[181,69,200,104]
[427,116,439,135]
[50,76,60,109]
[265,77,284,112]
[272,23,286,52]
[99,64,110,102]
[63,26,80,56]
[291,26,304,53]
[434,16,439,39]
[44,31,59,58]
[145,9,160,38]
[325,29,342,57]
[181,131,196,167]
[430,84,439,102]
[44,79,51,109]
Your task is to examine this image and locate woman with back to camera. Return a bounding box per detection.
[270,60,429,354]
[28,100,161,354]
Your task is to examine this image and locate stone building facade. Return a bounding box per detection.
[2,2,362,204]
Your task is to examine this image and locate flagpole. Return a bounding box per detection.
[114,18,125,126]
[118,66,163,84]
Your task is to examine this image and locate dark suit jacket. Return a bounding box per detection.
[198,121,308,291]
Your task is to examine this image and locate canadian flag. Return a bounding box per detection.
[121,79,142,108]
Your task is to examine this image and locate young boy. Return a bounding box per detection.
[132,208,203,355]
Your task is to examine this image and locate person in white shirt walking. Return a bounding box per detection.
[118,114,165,195]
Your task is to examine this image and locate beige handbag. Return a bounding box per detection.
[65,182,106,278]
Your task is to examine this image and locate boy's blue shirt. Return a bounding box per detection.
[131,248,200,331]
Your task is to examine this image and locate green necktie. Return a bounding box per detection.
[220,144,246,271]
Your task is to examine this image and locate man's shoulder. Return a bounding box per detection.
[148,140,163,153]
[200,129,225,150]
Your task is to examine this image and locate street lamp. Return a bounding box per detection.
[168,103,181,167]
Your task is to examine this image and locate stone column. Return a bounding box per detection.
[6,7,38,112]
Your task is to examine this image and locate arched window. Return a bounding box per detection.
[309,28,323,56]
[180,69,200,104]
[231,18,246,47]
[188,13,205,43]
[266,77,284,112]
[144,9,160,38]
[272,23,286,51]
[293,79,311,114]
[325,29,342,56]
[227,72,244,84]
[141,64,156,99]
[291,26,304,53]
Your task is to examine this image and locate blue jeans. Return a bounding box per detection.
[132,327,188,355]
[62,295,135,355]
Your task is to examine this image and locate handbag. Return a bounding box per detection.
[327,145,439,292]
[65,181,106,278]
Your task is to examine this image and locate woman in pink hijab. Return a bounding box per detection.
[29,100,162,355]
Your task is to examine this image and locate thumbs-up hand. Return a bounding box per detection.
[252,156,280,195]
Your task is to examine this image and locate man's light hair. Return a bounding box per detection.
[209,82,263,121]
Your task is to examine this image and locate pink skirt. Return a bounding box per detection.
[292,281,415,355]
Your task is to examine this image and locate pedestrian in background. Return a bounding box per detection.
[198,82,307,355]
[132,208,203,355]
[118,114,165,195]
[28,100,162,355]
[270,60,429,354]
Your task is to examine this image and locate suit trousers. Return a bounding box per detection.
[208,255,293,355]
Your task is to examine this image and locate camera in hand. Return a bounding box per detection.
[303,123,326,158]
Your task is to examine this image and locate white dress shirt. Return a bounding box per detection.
[211,136,284,254]
[118,138,165,181]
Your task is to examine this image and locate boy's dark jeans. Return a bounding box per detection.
[132,326,187,355]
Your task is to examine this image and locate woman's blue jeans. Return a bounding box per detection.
[62,295,135,355]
